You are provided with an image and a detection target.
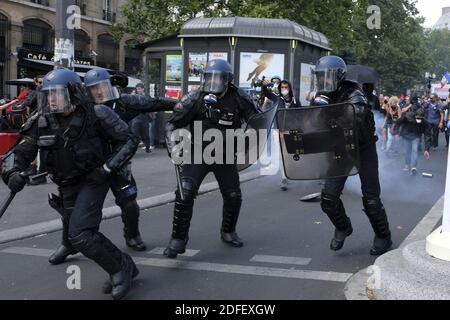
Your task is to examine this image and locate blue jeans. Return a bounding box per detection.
[404,138,420,168]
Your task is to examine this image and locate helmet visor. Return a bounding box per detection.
[86,79,119,104]
[42,85,74,114]
[202,71,227,94]
[314,69,339,93]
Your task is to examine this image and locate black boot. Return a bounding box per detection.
[70,230,138,300]
[120,200,146,252]
[49,216,78,265]
[363,197,393,256]
[102,255,140,295]
[163,199,193,259]
[321,192,353,251]
[220,191,243,248]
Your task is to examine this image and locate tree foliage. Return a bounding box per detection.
[114,0,448,94]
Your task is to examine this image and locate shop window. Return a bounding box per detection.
[22,19,54,52]
[97,34,118,70]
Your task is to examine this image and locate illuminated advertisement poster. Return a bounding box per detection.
[208,52,228,62]
[239,52,285,88]
[165,86,182,100]
[188,53,208,82]
[166,55,182,82]
[300,63,316,106]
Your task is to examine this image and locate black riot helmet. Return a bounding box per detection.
[202,59,234,95]
[313,55,347,94]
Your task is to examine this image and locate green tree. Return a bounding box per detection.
[424,28,450,79]
[115,0,432,94]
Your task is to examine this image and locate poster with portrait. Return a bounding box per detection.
[165,86,182,100]
[188,53,208,82]
[300,63,316,106]
[239,52,285,88]
[208,52,228,62]
[166,55,182,83]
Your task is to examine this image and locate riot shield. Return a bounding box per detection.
[236,100,280,171]
[276,103,360,180]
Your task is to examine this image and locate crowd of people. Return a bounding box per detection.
[375,91,450,175]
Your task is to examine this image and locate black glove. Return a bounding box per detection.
[8,172,27,193]
[110,73,129,89]
[67,82,90,106]
[85,165,111,184]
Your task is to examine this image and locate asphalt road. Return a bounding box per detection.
[0,141,446,300]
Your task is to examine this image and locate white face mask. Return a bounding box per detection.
[416,119,423,124]
[281,89,289,96]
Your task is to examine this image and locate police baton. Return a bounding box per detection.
[174,164,185,201]
[0,171,48,220]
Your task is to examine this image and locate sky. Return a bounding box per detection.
[416,0,450,27]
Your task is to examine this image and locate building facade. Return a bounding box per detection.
[0,0,142,98]
[433,7,450,31]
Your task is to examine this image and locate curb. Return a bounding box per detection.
[0,170,262,245]
[344,195,445,300]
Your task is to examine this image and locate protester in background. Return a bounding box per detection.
[401,96,413,113]
[395,108,431,175]
[444,92,450,147]
[21,75,44,114]
[423,93,444,149]
[131,84,152,153]
[383,96,402,152]
[263,79,300,190]
[132,82,158,151]
[380,96,390,150]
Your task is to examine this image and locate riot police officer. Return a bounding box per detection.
[47,68,177,265]
[164,59,259,258]
[313,56,392,256]
[2,68,139,299]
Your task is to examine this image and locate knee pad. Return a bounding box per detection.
[321,192,341,214]
[223,191,242,207]
[363,197,385,215]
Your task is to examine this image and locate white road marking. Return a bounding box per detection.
[137,258,351,283]
[2,247,57,257]
[148,247,200,257]
[1,246,351,283]
[250,254,312,266]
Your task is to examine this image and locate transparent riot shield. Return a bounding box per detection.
[276,103,360,180]
[235,100,280,171]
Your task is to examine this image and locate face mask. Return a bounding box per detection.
[281,89,289,96]
[416,119,423,124]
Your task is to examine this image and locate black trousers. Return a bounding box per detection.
[430,123,440,148]
[323,142,381,199]
[180,163,241,200]
[58,179,110,239]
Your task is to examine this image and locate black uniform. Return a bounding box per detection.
[320,80,392,255]
[3,103,139,299]
[164,85,259,257]
[104,94,175,248]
